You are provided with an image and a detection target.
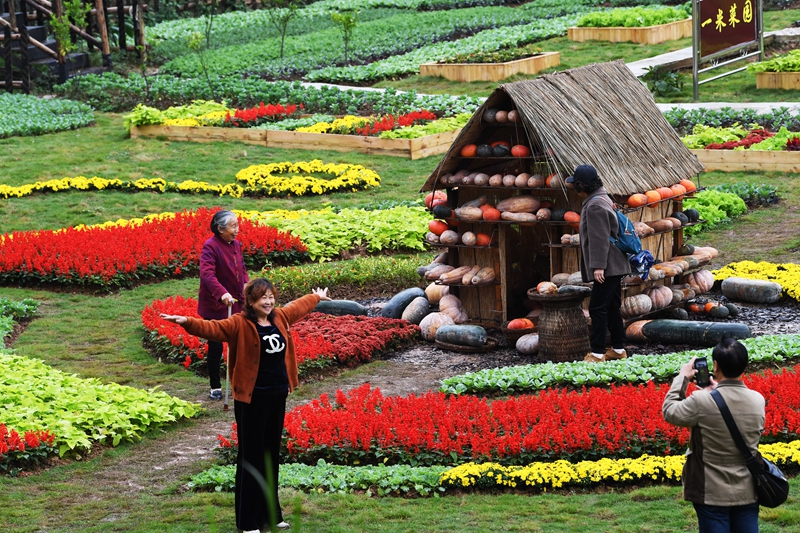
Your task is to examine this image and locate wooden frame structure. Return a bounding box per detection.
[420,61,705,326]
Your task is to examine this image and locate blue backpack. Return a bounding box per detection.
[588,196,642,255]
[611,209,642,255]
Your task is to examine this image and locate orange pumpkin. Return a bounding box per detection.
[507,318,534,330]
[428,220,449,235]
[564,211,580,228]
[479,203,496,212]
[644,190,661,207]
[627,193,649,208]
[545,173,557,187]
[704,301,718,313]
[688,303,706,314]
[680,179,697,193]
[670,183,687,200]
[482,207,502,221]
[460,144,477,157]
[656,187,673,200]
[475,233,492,246]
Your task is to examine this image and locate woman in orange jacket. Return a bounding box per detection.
[161,278,330,533]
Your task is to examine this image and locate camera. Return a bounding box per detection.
[694,357,711,388]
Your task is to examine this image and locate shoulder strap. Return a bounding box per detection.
[710,389,758,467]
[586,194,616,210]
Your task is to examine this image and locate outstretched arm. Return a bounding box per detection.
[160,314,188,325]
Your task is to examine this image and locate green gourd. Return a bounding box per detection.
[314,300,369,316]
[435,325,488,347]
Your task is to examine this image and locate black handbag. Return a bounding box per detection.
[711,389,790,508]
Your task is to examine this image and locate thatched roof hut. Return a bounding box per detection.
[421,60,704,196]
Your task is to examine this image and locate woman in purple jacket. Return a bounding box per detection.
[199,210,249,400]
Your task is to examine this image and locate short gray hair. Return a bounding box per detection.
[210,210,237,236]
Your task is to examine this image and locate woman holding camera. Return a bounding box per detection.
[662,337,765,533]
[161,278,330,533]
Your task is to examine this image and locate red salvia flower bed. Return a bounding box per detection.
[280,366,800,467]
[0,208,307,290]
[0,423,56,475]
[354,110,437,136]
[142,301,418,376]
[223,102,301,128]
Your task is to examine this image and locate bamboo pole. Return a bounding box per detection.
[8,0,17,29]
[26,0,102,47]
[94,0,111,65]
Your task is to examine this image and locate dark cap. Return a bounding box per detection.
[566,165,598,186]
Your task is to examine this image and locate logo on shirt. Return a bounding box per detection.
[262,334,285,353]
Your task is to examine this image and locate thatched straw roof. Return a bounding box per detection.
[421,60,704,195]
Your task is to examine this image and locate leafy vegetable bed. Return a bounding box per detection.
[0,94,94,138]
[0,350,201,457]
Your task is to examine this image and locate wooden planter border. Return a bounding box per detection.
[129,125,462,160]
[691,149,800,173]
[419,52,560,83]
[568,18,692,45]
[755,71,800,90]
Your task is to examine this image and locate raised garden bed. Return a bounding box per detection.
[129,125,462,160]
[419,52,560,83]
[568,18,691,45]
[755,72,800,90]
[691,149,800,173]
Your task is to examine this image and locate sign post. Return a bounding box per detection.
[692,0,763,100]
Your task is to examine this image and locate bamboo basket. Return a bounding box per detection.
[501,321,537,345]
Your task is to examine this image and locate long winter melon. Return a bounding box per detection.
[721,277,782,304]
[435,325,488,347]
[314,300,369,316]
[641,320,751,347]
[381,287,426,319]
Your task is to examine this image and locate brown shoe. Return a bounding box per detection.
[604,348,627,360]
[584,352,605,363]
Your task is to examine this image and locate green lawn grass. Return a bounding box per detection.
[3,7,800,532]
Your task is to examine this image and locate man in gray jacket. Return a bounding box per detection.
[567,165,630,362]
[663,337,764,533]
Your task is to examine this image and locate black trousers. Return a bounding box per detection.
[234,391,287,531]
[207,340,223,390]
[588,274,626,354]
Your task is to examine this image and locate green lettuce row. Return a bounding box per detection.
[188,460,448,496]
[0,298,38,340]
[439,334,800,395]
[747,49,800,74]
[54,73,482,115]
[161,2,588,78]
[150,7,407,62]
[683,189,747,237]
[0,94,94,138]
[0,350,202,456]
[663,106,800,137]
[250,205,431,262]
[0,298,38,322]
[306,13,582,84]
[576,5,690,28]
[266,253,430,301]
[188,440,800,496]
